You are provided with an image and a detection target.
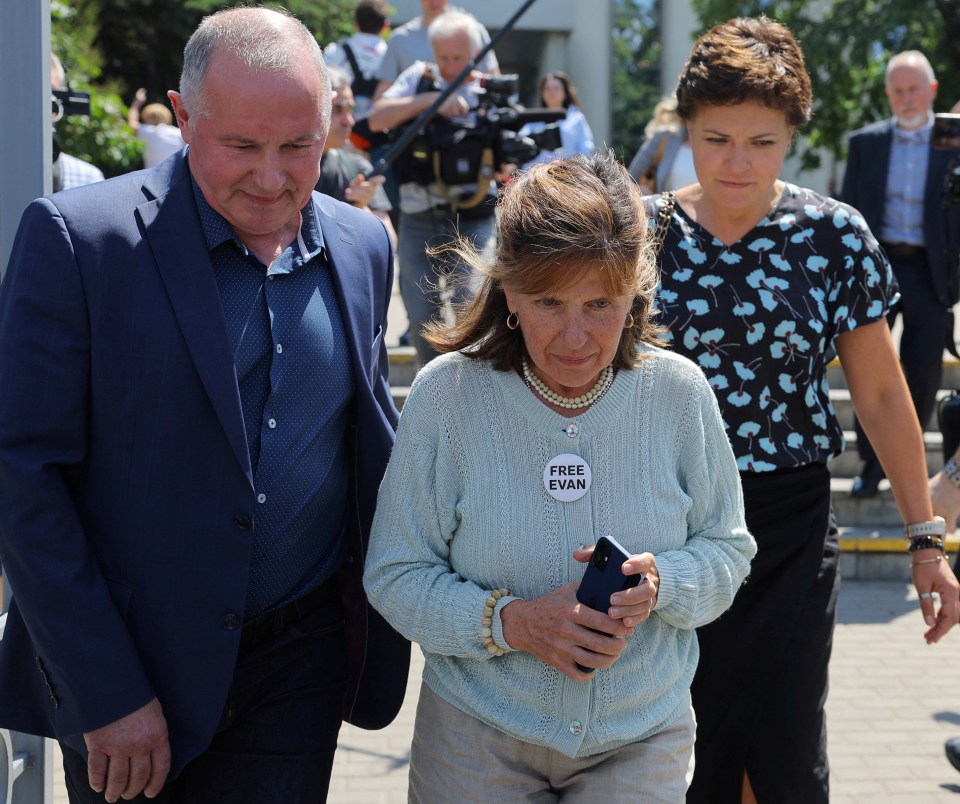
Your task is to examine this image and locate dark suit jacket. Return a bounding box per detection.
[0,152,409,775]
[840,116,960,306]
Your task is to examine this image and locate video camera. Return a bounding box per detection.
[51,88,91,122]
[391,73,566,189]
[475,74,565,164]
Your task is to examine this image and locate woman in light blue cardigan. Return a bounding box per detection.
[363,151,756,803]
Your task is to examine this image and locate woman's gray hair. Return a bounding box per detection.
[179,6,330,128]
[427,9,483,55]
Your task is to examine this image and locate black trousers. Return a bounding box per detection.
[856,250,947,462]
[687,464,837,804]
[62,588,347,803]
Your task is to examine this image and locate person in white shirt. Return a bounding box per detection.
[368,9,498,366]
[127,88,184,168]
[323,0,391,127]
[372,0,498,101]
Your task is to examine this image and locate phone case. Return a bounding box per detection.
[576,534,642,612]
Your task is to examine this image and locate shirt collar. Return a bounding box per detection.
[190,170,325,263]
[894,112,934,143]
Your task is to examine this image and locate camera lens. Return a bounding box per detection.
[593,541,610,569]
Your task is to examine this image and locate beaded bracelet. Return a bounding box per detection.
[481,588,510,656]
[907,536,946,554]
[946,456,960,490]
[904,517,946,539]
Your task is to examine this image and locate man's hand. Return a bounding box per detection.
[84,697,171,801]
[437,92,470,119]
[344,174,385,210]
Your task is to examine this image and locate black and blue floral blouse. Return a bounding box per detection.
[646,183,894,473]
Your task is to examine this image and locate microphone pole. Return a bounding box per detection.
[368,0,540,178]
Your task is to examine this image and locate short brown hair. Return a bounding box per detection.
[425,150,662,372]
[356,0,390,34]
[676,16,812,129]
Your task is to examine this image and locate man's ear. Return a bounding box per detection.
[167,91,191,141]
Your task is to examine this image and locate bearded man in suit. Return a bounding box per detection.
[841,50,960,498]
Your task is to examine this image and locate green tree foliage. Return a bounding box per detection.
[53,0,359,176]
[52,1,143,177]
[610,0,662,162]
[690,0,960,167]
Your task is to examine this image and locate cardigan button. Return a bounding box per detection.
[233,514,252,530]
[569,720,583,735]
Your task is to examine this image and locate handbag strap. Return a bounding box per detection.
[650,191,676,257]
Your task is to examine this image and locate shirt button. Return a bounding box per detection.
[268,418,277,429]
[222,613,241,630]
[569,720,583,736]
[276,344,283,354]
[257,493,267,504]
[233,514,251,530]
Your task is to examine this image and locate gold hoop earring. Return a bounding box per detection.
[624,313,635,329]
[506,312,520,330]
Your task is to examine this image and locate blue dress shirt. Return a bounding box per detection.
[882,118,932,246]
[192,181,355,617]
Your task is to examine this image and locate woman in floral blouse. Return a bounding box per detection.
[645,16,960,804]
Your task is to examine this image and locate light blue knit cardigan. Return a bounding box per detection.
[364,346,755,758]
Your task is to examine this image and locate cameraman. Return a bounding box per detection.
[368,9,497,366]
[51,54,104,191]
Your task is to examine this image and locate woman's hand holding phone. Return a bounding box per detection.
[499,582,634,681]
[498,537,659,680]
[574,536,659,628]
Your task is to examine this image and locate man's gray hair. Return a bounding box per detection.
[886,50,936,84]
[179,6,330,128]
[327,66,351,97]
[427,9,482,55]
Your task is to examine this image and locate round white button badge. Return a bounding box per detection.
[543,454,592,502]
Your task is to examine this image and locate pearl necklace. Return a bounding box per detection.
[522,359,614,410]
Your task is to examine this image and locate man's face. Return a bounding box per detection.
[433,31,475,85]
[170,47,329,245]
[421,0,448,21]
[886,61,938,131]
[326,87,356,151]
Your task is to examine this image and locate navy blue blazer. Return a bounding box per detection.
[0,152,408,774]
[840,117,960,306]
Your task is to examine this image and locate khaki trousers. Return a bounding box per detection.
[409,683,695,803]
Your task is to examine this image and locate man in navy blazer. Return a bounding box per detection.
[841,50,960,498]
[0,8,407,802]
